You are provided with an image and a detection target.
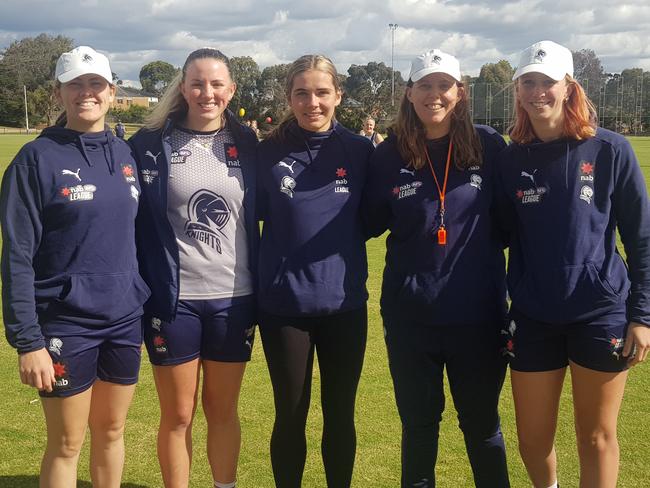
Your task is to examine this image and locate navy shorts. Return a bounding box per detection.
[505,307,629,373]
[143,295,256,366]
[40,316,143,398]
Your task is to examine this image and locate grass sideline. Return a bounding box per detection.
[0,134,648,487]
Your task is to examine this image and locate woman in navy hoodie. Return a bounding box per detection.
[497,41,650,488]
[363,50,510,488]
[257,54,373,488]
[129,48,258,488]
[0,46,149,487]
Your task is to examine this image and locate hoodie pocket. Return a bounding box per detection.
[397,271,452,308]
[511,263,625,322]
[56,271,151,322]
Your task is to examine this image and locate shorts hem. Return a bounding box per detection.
[569,357,629,373]
[202,354,252,363]
[39,378,95,398]
[149,353,200,366]
[97,375,139,385]
[509,362,569,373]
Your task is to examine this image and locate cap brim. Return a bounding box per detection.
[512,63,567,81]
[57,68,113,84]
[410,67,461,83]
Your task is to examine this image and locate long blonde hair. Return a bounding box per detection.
[268,54,342,142]
[145,48,232,130]
[509,75,597,144]
[392,80,482,170]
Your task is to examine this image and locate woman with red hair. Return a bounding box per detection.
[497,40,650,488]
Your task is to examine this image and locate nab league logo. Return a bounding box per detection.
[140,168,159,184]
[122,163,136,183]
[335,167,349,193]
[60,184,97,201]
[153,335,168,354]
[580,160,595,182]
[184,190,230,253]
[171,149,191,164]
[53,361,70,389]
[516,168,546,204]
[224,144,241,168]
[392,181,423,200]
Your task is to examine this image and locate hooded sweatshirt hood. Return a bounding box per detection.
[39,125,117,174]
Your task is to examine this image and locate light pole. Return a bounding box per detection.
[389,23,398,107]
[23,85,30,133]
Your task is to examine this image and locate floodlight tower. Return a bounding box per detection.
[389,23,398,107]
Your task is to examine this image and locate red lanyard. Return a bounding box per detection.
[425,141,452,245]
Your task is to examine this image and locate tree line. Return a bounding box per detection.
[1,34,649,134]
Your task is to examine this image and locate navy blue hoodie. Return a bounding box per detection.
[129,111,259,321]
[363,125,508,326]
[257,120,373,316]
[496,128,650,325]
[1,126,150,353]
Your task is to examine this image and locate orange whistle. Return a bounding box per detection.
[437,227,447,245]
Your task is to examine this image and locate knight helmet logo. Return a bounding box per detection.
[184,190,231,253]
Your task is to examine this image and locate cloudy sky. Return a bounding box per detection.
[1,0,649,87]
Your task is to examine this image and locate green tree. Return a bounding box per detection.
[477,60,514,84]
[572,49,605,99]
[257,64,290,123]
[229,56,261,119]
[0,33,73,126]
[139,61,179,96]
[109,104,150,123]
[473,60,515,132]
[345,62,399,121]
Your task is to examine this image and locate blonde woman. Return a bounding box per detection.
[129,48,259,488]
[256,54,374,487]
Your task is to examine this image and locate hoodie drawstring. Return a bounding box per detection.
[77,135,94,168]
[106,133,117,175]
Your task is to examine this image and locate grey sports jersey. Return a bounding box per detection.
[167,127,252,299]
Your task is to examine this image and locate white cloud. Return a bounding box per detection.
[0,0,648,81]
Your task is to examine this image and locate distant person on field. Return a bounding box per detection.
[250,119,261,139]
[363,49,511,488]
[0,46,149,487]
[129,48,258,488]
[115,119,125,139]
[496,40,650,488]
[359,116,384,146]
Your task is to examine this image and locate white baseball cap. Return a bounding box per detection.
[512,40,574,81]
[409,49,461,83]
[55,46,113,84]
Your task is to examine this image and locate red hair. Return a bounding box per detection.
[509,76,597,144]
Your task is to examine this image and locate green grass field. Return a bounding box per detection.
[0,134,649,487]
